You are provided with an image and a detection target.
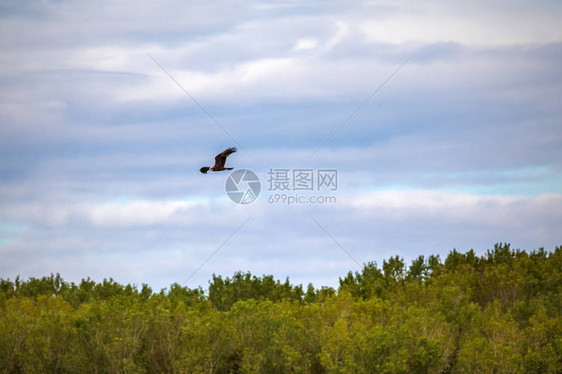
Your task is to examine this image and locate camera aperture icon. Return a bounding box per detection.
[225,169,261,204]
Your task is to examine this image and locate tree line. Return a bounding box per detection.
[1,243,560,373]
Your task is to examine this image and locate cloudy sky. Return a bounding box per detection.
[1,0,561,291]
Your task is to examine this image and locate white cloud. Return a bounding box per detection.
[361,4,562,45]
[89,200,199,227]
[326,21,350,50]
[346,190,562,225]
[360,1,562,45]
[294,38,319,51]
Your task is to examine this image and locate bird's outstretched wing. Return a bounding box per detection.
[214,147,237,169]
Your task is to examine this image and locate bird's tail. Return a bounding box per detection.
[225,167,233,170]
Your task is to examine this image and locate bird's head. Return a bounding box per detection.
[200,167,210,174]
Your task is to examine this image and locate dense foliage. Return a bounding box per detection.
[1,243,560,373]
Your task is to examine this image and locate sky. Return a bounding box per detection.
[1,0,561,291]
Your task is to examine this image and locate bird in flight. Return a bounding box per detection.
[200,147,237,174]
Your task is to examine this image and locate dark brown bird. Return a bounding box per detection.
[200,147,237,173]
